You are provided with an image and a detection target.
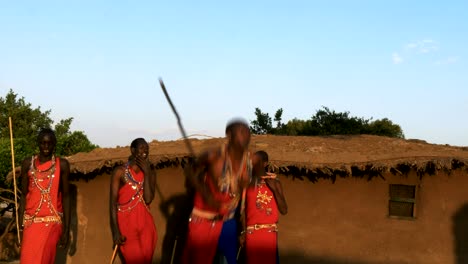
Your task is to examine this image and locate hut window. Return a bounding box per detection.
[388,184,416,218]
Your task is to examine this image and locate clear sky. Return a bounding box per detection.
[1,1,467,147]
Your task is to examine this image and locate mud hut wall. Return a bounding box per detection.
[279,169,467,263]
[68,167,467,264]
[69,167,187,264]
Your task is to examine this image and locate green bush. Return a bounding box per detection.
[251,106,404,138]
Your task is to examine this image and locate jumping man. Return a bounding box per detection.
[182,119,256,264]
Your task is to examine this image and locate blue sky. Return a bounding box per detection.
[1,1,467,147]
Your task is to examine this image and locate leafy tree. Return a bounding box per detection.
[365,118,404,138]
[310,106,370,135]
[0,90,52,140]
[273,108,284,132]
[54,117,97,156]
[250,108,273,134]
[250,108,285,135]
[250,106,404,138]
[282,118,309,136]
[0,89,98,188]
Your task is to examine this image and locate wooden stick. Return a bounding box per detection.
[110,244,119,264]
[170,237,178,264]
[237,246,242,261]
[8,117,21,245]
[159,78,195,156]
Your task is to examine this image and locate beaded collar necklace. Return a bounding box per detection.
[31,155,56,186]
[32,155,55,173]
[220,145,252,197]
[124,162,144,190]
[25,155,61,223]
[117,163,146,212]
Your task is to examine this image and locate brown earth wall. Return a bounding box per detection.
[61,168,468,264]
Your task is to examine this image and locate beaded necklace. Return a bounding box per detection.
[219,145,252,197]
[254,172,276,215]
[124,162,144,189]
[25,155,61,223]
[118,163,146,212]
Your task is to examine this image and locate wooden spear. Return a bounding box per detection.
[159,78,196,264]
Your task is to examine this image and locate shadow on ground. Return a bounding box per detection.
[55,184,78,264]
[155,250,403,264]
[158,175,194,264]
[279,252,387,264]
[453,203,468,264]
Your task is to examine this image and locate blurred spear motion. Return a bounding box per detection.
[159,78,195,155]
[159,78,197,264]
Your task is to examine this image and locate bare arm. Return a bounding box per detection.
[143,167,156,204]
[238,200,247,247]
[136,156,156,204]
[109,167,126,245]
[58,158,71,247]
[18,158,31,234]
[185,149,220,209]
[265,179,288,215]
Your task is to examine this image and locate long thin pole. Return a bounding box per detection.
[159,78,195,156]
[159,78,196,264]
[110,244,118,264]
[8,117,21,245]
[169,236,178,264]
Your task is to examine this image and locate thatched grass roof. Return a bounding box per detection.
[7,135,468,182]
[64,135,468,182]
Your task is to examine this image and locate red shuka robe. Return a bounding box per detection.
[245,175,279,264]
[182,148,251,264]
[117,166,157,264]
[21,157,63,264]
